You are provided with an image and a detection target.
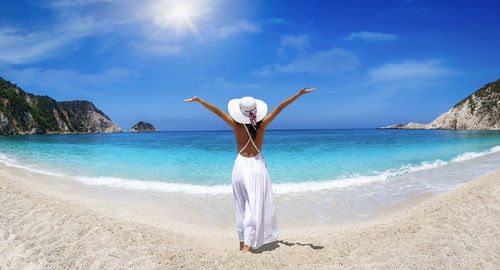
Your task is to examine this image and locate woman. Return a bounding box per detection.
[184,87,316,252]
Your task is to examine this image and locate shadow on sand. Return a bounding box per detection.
[252,240,324,254]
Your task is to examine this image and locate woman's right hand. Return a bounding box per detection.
[184,96,201,102]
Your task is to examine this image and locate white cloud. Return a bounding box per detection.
[345,31,397,42]
[257,48,361,75]
[0,0,262,64]
[0,16,110,64]
[263,18,288,25]
[202,77,260,89]
[49,0,112,8]
[211,21,261,38]
[368,60,453,84]
[3,67,140,92]
[279,34,310,52]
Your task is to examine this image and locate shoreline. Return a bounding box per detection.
[0,143,498,230]
[1,141,500,196]
[0,161,499,268]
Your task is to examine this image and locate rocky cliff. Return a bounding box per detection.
[381,78,500,130]
[128,121,158,132]
[0,77,122,135]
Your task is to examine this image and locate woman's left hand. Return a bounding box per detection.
[299,88,317,95]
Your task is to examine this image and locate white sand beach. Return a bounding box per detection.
[0,163,499,269]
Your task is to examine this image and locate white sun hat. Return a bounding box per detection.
[228,97,268,124]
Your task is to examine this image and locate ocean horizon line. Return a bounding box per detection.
[4,127,500,137]
[156,128,500,132]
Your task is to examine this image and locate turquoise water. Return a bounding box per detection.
[1,129,500,193]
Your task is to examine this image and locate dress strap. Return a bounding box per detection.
[239,124,261,154]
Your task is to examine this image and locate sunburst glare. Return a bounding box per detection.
[152,0,207,35]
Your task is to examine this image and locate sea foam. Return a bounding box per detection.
[0,144,499,194]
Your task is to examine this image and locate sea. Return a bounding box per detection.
[1,129,500,224]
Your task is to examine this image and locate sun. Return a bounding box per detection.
[153,0,204,35]
[170,3,193,21]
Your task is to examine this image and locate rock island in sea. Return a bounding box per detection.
[127,121,159,132]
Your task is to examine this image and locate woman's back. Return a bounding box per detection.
[234,123,266,157]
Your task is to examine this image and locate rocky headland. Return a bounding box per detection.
[381,78,500,130]
[0,76,122,135]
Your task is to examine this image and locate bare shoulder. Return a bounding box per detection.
[257,124,266,133]
[232,123,246,136]
[256,125,266,136]
[233,123,244,132]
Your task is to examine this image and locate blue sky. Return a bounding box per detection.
[0,0,499,130]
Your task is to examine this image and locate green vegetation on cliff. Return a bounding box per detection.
[454,78,500,114]
[0,77,72,133]
[0,76,121,135]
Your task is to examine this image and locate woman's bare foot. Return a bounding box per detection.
[239,242,244,251]
[241,245,252,253]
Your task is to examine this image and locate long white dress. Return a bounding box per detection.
[231,125,278,249]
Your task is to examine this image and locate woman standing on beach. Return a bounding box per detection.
[184,87,316,252]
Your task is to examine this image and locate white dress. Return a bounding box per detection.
[231,125,278,249]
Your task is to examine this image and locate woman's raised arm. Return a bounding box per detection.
[261,88,316,128]
[184,96,237,128]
